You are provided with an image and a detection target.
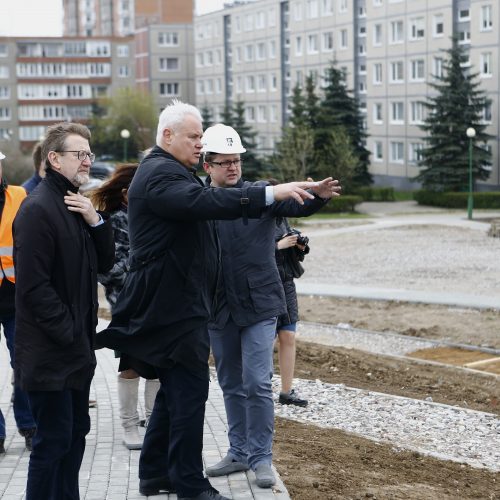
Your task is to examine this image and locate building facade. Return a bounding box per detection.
[195,0,500,189]
[0,36,135,151]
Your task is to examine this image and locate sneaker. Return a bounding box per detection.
[0,439,5,454]
[279,389,308,407]
[19,428,36,451]
[205,454,249,477]
[139,476,175,496]
[254,463,276,488]
[178,488,231,500]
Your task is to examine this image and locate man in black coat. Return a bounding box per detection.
[201,124,340,488]
[97,100,324,500]
[13,122,115,500]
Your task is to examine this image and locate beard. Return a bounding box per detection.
[72,171,90,187]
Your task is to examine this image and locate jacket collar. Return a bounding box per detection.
[148,145,199,174]
[46,168,79,195]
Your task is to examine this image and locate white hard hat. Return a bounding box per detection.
[0,151,5,160]
[201,124,246,154]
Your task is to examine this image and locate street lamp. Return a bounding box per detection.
[120,128,130,162]
[466,127,476,220]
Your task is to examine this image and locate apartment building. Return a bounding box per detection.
[0,36,135,151]
[195,0,500,190]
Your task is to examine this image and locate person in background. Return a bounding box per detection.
[22,141,45,194]
[201,124,339,488]
[274,215,309,407]
[97,100,322,500]
[13,122,114,500]
[0,150,37,454]
[92,163,160,450]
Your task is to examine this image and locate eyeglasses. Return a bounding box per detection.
[55,150,96,162]
[208,159,242,169]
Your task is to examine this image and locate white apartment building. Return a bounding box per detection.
[195,0,500,190]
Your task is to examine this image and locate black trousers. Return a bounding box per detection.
[26,380,91,500]
[139,358,212,497]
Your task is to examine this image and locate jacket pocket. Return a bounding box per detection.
[247,270,283,314]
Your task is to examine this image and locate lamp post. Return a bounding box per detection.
[466,127,476,220]
[120,128,130,162]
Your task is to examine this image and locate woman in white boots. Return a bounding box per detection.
[92,164,160,450]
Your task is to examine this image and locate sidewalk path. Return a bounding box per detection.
[0,323,290,500]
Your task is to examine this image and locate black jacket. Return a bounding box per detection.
[209,180,325,329]
[13,169,115,391]
[96,147,268,371]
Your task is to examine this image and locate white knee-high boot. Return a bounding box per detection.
[144,379,161,427]
[117,376,142,450]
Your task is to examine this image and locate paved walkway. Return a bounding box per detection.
[0,321,290,500]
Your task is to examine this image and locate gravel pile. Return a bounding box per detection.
[297,321,438,356]
[302,224,500,299]
[273,377,500,472]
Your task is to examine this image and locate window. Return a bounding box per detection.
[118,65,129,77]
[481,5,493,31]
[373,103,383,123]
[159,57,179,71]
[206,51,213,66]
[307,0,319,18]
[235,47,242,64]
[308,34,319,53]
[391,102,404,123]
[117,45,129,57]
[359,26,366,37]
[245,106,255,122]
[482,103,492,122]
[358,43,366,55]
[269,40,276,58]
[196,53,204,67]
[322,32,333,51]
[373,0,382,5]
[459,31,471,44]
[0,66,9,79]
[257,105,266,122]
[390,142,404,163]
[0,86,9,99]
[245,45,254,61]
[268,8,276,26]
[374,141,383,161]
[409,143,424,164]
[459,9,470,21]
[390,21,404,43]
[390,61,404,82]
[246,75,255,92]
[481,53,492,77]
[296,70,303,86]
[293,2,303,21]
[338,0,347,13]
[244,14,254,31]
[433,57,443,79]
[257,42,266,60]
[410,101,425,123]
[373,24,382,46]
[373,63,383,84]
[409,17,425,40]
[270,105,277,122]
[256,11,265,29]
[322,0,333,15]
[295,36,303,55]
[257,74,266,92]
[0,44,7,57]
[270,74,277,91]
[339,29,348,49]
[158,32,179,46]
[433,15,444,36]
[410,59,425,81]
[216,79,222,94]
[196,80,204,95]
[0,107,11,120]
[160,82,179,96]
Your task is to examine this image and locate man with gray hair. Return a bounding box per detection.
[98,100,324,500]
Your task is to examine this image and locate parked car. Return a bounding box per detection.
[90,161,115,180]
[80,177,103,195]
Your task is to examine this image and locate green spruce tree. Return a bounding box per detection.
[416,39,492,191]
[201,104,214,128]
[316,62,372,188]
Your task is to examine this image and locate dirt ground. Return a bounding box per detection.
[272,296,500,500]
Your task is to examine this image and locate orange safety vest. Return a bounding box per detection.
[0,185,27,285]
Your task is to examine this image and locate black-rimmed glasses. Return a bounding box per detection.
[208,159,242,169]
[55,150,96,162]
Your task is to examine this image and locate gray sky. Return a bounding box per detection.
[0,0,228,37]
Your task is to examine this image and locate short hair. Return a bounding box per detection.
[32,142,43,173]
[156,99,202,146]
[42,122,91,170]
[91,163,138,212]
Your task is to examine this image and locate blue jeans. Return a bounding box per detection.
[0,315,36,439]
[209,316,276,469]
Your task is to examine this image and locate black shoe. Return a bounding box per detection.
[19,428,36,451]
[0,438,5,454]
[178,488,231,500]
[279,389,308,407]
[139,477,175,496]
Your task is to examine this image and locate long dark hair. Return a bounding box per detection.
[91,163,138,212]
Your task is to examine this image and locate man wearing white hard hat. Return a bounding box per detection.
[0,151,37,455]
[201,124,340,488]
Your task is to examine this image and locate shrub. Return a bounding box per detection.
[356,187,395,202]
[414,190,500,209]
[320,195,363,213]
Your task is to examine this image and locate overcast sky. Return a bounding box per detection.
[0,0,228,37]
